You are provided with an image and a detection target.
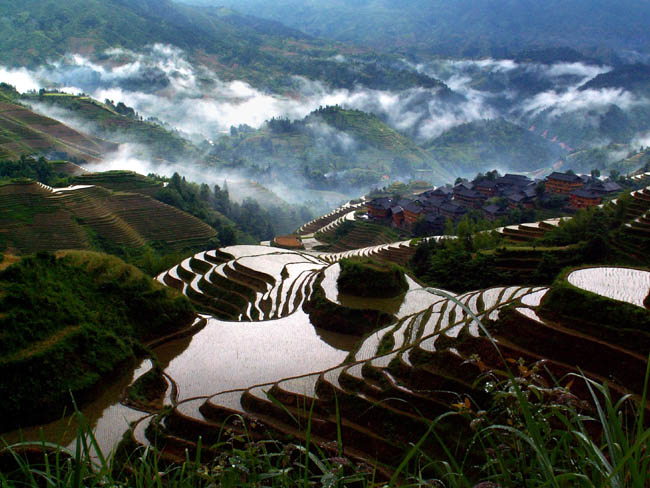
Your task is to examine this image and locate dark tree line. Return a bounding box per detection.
[155,173,312,246]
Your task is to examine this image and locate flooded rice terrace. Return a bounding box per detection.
[2,245,402,455]
[3,311,357,455]
[4,242,646,458]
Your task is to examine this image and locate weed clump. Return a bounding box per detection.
[338,257,408,298]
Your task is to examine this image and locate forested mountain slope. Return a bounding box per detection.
[211,106,453,189]
[0,0,445,91]
[195,0,650,59]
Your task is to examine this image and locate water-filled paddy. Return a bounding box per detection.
[1,359,154,456]
[158,311,353,401]
[568,267,650,308]
[3,244,605,462]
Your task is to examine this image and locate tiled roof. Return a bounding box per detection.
[404,202,423,214]
[498,174,533,187]
[571,189,602,199]
[368,198,393,210]
[547,172,583,183]
[455,187,485,199]
[424,214,445,224]
[474,179,498,188]
[439,202,467,214]
[483,204,507,214]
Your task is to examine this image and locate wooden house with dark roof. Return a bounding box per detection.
[367,198,393,219]
[586,180,622,195]
[420,187,452,200]
[483,204,509,221]
[507,191,535,209]
[474,179,498,197]
[438,201,467,221]
[495,174,533,193]
[570,188,603,209]
[391,205,405,226]
[403,202,424,225]
[545,172,584,195]
[453,186,487,209]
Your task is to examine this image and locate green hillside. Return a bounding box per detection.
[581,64,650,94]
[214,106,452,189]
[425,118,563,174]
[0,0,446,92]
[0,251,195,430]
[528,104,650,149]
[204,0,650,58]
[0,94,117,162]
[0,179,218,261]
[24,92,200,162]
[312,106,430,158]
[562,144,650,175]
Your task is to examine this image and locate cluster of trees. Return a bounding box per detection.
[337,257,408,298]
[155,173,312,245]
[104,99,138,118]
[0,155,74,186]
[0,156,54,184]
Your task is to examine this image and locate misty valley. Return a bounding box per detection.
[0,1,649,487]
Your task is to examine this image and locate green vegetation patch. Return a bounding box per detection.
[337,257,408,298]
[539,273,650,354]
[306,273,394,336]
[0,251,194,431]
[124,367,167,411]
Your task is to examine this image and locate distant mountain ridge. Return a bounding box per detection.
[0,0,447,92]
[189,0,650,60]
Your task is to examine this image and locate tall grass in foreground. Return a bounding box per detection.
[1,293,649,487]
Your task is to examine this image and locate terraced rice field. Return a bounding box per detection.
[297,201,365,236]
[568,267,650,308]
[0,181,216,254]
[140,241,649,475]
[631,171,650,183]
[73,171,164,197]
[157,247,327,320]
[0,101,117,162]
[10,188,649,472]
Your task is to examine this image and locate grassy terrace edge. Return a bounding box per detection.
[0,251,197,432]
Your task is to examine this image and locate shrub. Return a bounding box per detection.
[337,258,408,298]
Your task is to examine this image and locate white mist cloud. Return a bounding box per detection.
[0,67,41,92]
[2,44,647,177]
[90,143,259,197]
[522,87,643,118]
[446,58,519,73]
[87,143,208,178]
[418,57,615,114]
[544,62,610,81]
[307,120,358,153]
[631,132,650,150]
[0,44,503,143]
